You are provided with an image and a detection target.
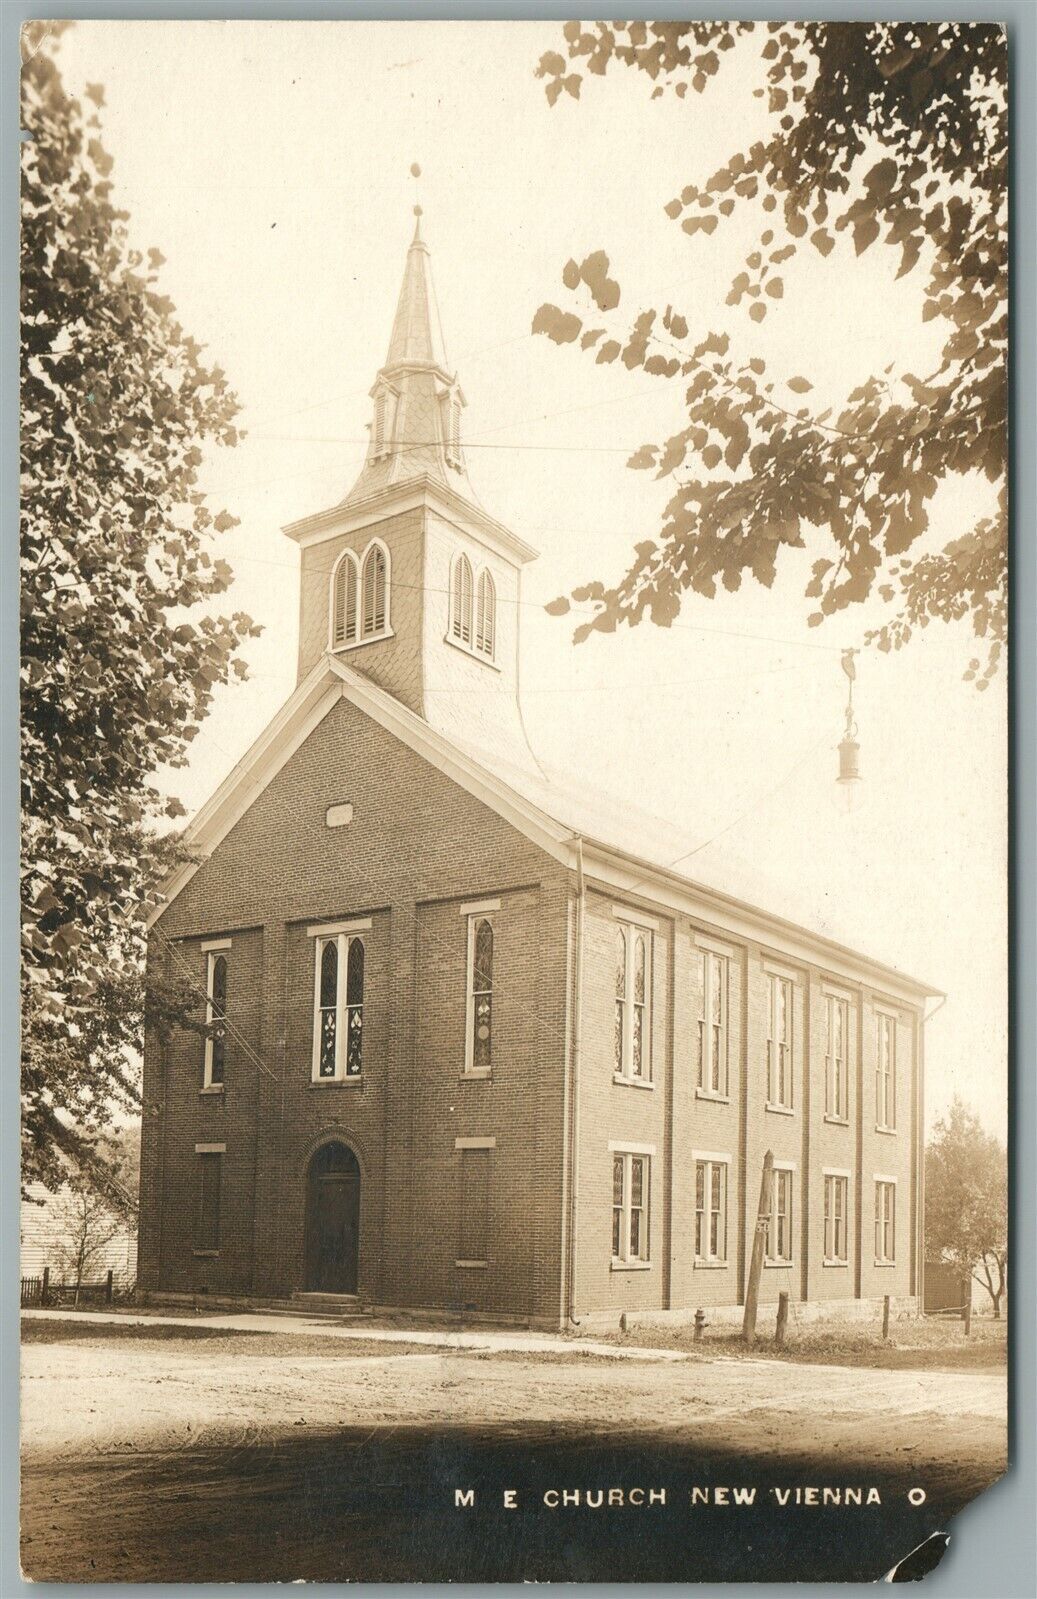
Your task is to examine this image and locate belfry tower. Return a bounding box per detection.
[283,207,542,775]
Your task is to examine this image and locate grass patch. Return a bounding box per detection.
[578,1315,1007,1371]
[21,1317,449,1362]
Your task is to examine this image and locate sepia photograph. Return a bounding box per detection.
[18,17,1011,1585]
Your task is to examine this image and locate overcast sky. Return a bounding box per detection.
[52,21,1006,1136]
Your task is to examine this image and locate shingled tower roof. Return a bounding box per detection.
[342,209,477,508]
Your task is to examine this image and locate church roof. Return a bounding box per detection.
[149,653,941,1004]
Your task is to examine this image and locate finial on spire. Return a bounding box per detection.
[410,163,424,242]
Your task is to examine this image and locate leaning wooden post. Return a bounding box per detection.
[882,1294,890,1341]
[964,1290,972,1338]
[41,1267,50,1308]
[775,1290,789,1347]
[105,1269,114,1305]
[742,1150,774,1344]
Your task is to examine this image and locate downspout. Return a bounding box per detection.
[566,835,586,1326]
[917,993,946,1313]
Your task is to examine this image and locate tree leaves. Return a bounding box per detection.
[531,21,1006,680]
[20,38,259,1194]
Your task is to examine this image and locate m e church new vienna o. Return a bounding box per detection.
[139,210,936,1329]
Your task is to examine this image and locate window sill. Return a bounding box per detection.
[764,1259,794,1269]
[823,1114,849,1126]
[613,1073,654,1090]
[199,1085,225,1097]
[329,629,395,656]
[822,1258,849,1268]
[875,1125,897,1135]
[192,1250,219,1259]
[309,1077,364,1088]
[443,632,501,671]
[765,1102,795,1117]
[611,1259,651,1272]
[874,1260,897,1268]
[693,1259,728,1270]
[460,1069,491,1081]
[695,1089,730,1104]
[454,1259,488,1270]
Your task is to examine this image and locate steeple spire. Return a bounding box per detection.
[341,199,474,509]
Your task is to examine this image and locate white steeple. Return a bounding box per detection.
[342,208,475,509]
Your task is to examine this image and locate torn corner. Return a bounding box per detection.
[885,1531,950,1583]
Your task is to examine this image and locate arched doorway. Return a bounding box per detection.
[304,1141,360,1294]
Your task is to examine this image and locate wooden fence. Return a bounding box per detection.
[20,1267,118,1308]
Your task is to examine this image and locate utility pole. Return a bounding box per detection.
[742,1149,774,1343]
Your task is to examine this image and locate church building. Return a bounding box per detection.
[139,210,935,1329]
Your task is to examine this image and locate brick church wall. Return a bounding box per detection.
[141,694,572,1323]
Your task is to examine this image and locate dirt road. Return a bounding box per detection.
[21,1319,1006,1582]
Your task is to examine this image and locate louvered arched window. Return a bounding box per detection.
[361,542,389,639]
[475,570,496,659]
[451,553,474,646]
[330,550,359,650]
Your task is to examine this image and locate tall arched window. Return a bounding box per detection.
[330,550,359,650]
[312,932,365,1081]
[451,553,474,646]
[464,913,494,1075]
[345,937,365,1077]
[361,543,388,638]
[476,570,496,659]
[317,939,339,1078]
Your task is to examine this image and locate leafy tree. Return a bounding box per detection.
[925,1097,1007,1318]
[534,23,1006,685]
[20,25,259,1192]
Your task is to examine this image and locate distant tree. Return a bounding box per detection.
[51,1176,126,1305]
[20,24,260,1193]
[926,1098,1007,1318]
[534,22,1006,685]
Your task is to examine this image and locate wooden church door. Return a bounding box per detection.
[305,1142,360,1294]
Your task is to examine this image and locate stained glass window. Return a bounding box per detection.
[471,919,493,1070]
[208,955,227,1085]
[614,927,626,1072]
[318,940,338,1078]
[345,938,364,1076]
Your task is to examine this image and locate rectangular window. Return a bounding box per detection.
[766,1166,794,1264]
[614,921,653,1083]
[611,1151,650,1264]
[875,1180,896,1264]
[824,994,849,1119]
[195,1153,221,1252]
[823,1173,848,1263]
[458,1147,490,1263]
[694,1158,728,1264]
[312,933,365,1081]
[698,951,729,1095]
[766,972,794,1109]
[464,914,494,1075]
[876,1013,897,1129]
[203,949,229,1089]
